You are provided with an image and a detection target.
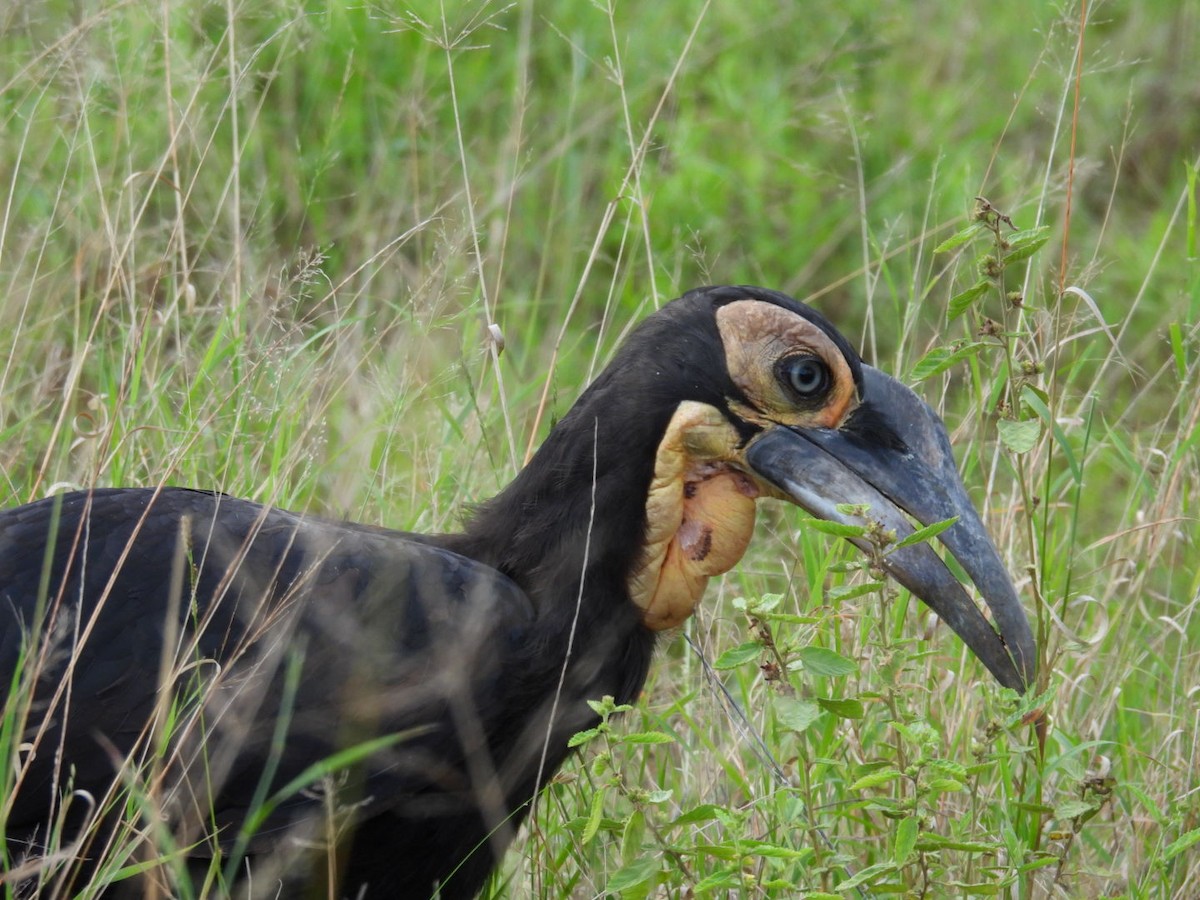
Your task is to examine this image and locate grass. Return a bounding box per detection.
[2,0,1198,896]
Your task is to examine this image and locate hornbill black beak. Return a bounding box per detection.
[745,365,1036,692]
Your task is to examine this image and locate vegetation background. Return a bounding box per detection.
[2,0,1198,896]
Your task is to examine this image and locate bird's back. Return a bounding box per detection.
[1,487,537,897]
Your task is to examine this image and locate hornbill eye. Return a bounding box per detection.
[778,354,832,401]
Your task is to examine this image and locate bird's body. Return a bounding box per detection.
[0,287,1034,898]
[2,487,553,896]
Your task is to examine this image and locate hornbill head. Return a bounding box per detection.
[624,285,1035,692]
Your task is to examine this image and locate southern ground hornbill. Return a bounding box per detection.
[0,285,1034,897]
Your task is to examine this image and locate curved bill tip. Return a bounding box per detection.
[745,366,1036,693]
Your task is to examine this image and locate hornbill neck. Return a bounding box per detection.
[444,401,667,707]
[450,374,676,637]
[440,300,738,703]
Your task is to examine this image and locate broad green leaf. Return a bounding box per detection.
[582,788,605,844]
[1020,382,1050,409]
[891,719,939,747]
[714,641,762,670]
[1121,783,1163,821]
[927,758,969,780]
[692,844,739,861]
[893,815,919,863]
[739,840,814,860]
[894,516,959,549]
[826,580,885,602]
[916,834,1000,853]
[585,696,626,716]
[997,417,1041,453]
[1003,243,1046,265]
[909,341,988,382]
[671,804,725,828]
[1164,827,1200,861]
[736,593,783,614]
[620,731,674,745]
[763,878,803,891]
[749,592,783,613]
[933,222,985,253]
[863,885,910,894]
[806,519,868,538]
[948,280,990,319]
[568,727,599,748]
[606,854,660,891]
[865,799,904,817]
[849,767,902,791]
[946,882,1003,895]
[926,777,965,793]
[1006,224,1051,247]
[1054,798,1099,820]
[1003,226,1051,263]
[775,697,823,733]
[818,697,865,719]
[835,861,898,891]
[797,646,858,676]
[622,810,645,861]
[693,867,742,892]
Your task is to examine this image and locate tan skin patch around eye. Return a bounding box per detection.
[715,300,858,430]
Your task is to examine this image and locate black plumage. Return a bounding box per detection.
[3,488,538,894]
[0,286,1033,898]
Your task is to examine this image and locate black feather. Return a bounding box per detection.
[0,287,848,898]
